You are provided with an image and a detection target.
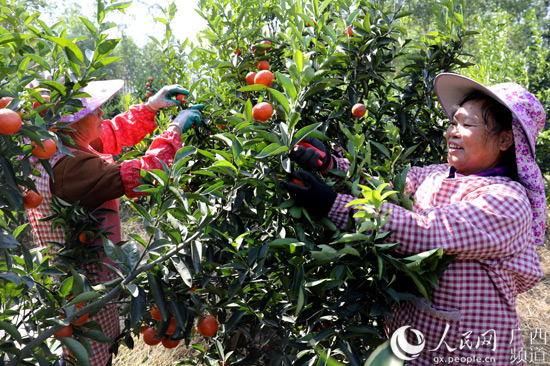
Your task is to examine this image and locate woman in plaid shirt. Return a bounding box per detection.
[287,73,546,365]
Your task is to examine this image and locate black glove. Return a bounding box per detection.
[286,170,337,216]
[289,136,333,173]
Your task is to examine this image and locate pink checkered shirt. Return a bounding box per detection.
[328,159,543,365]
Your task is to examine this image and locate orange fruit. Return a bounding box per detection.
[252,40,271,54]
[351,103,366,118]
[161,337,180,349]
[54,325,73,339]
[71,301,88,326]
[72,312,89,326]
[252,102,273,122]
[31,139,57,159]
[291,178,306,187]
[189,285,198,292]
[346,26,353,36]
[197,315,218,337]
[146,82,151,87]
[0,109,23,135]
[0,96,13,109]
[245,72,257,85]
[143,327,162,346]
[78,232,88,243]
[32,95,50,116]
[254,70,274,86]
[140,325,150,334]
[24,190,43,209]
[148,77,153,81]
[150,306,162,321]
[234,49,242,55]
[176,94,187,103]
[166,317,177,335]
[257,60,270,71]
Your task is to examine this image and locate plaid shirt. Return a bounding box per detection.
[328,160,542,365]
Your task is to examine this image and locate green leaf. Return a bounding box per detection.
[311,245,338,261]
[81,330,113,343]
[97,39,119,57]
[147,273,170,322]
[256,143,287,159]
[79,17,97,36]
[103,238,125,263]
[331,233,371,244]
[171,256,193,287]
[92,56,121,69]
[66,291,100,306]
[338,245,361,257]
[291,122,322,146]
[296,286,305,315]
[39,81,66,96]
[238,85,267,92]
[371,140,391,158]
[0,32,32,46]
[60,338,90,366]
[364,340,403,366]
[268,87,289,114]
[105,1,132,13]
[276,72,297,99]
[294,49,304,73]
[224,310,246,332]
[45,36,84,63]
[25,54,51,70]
[0,230,20,249]
[0,321,22,343]
[130,287,146,327]
[175,146,197,161]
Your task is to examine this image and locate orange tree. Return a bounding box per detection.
[108,0,471,365]
[1,0,474,365]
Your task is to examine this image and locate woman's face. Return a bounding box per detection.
[446,100,514,176]
[73,108,105,143]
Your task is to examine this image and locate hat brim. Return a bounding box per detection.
[60,80,124,123]
[433,73,535,156]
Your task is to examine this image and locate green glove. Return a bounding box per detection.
[147,85,189,110]
[168,105,205,134]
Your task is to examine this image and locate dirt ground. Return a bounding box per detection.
[516,243,550,365]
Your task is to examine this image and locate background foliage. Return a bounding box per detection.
[1,0,549,365]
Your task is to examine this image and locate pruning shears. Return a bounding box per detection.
[293,141,326,167]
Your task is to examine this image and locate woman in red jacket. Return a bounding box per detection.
[26,80,202,366]
[287,73,545,365]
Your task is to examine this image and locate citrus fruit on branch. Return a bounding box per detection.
[252,102,273,122]
[0,109,22,135]
[352,103,366,118]
[197,315,218,337]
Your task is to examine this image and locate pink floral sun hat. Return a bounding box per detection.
[434,73,547,245]
[60,80,124,123]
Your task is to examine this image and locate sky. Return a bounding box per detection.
[48,0,208,46]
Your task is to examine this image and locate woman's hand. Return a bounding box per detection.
[286,170,337,216]
[146,85,189,112]
[167,105,205,134]
[289,136,333,173]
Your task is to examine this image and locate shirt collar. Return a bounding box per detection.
[448,165,510,179]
